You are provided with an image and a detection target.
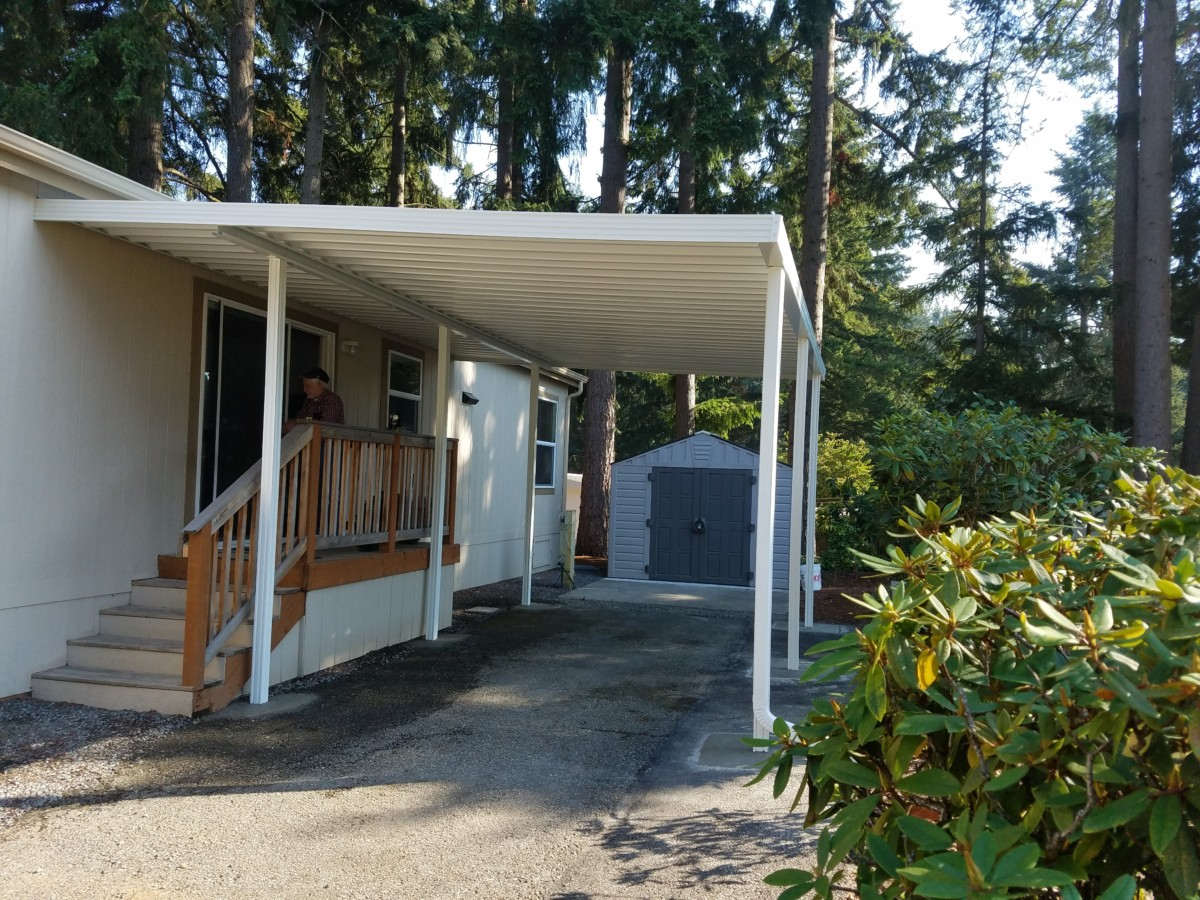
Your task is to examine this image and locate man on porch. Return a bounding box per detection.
[285,367,344,432]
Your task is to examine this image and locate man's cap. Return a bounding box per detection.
[303,367,331,383]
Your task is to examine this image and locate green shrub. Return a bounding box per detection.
[751,468,1200,900]
[819,433,875,498]
[870,401,1157,529]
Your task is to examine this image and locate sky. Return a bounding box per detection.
[434,0,1096,280]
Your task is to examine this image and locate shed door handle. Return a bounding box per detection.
[694,517,706,534]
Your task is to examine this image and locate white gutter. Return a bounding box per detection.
[0,124,171,203]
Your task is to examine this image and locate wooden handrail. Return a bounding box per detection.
[180,425,459,691]
[183,425,313,535]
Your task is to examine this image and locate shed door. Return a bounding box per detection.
[649,467,753,586]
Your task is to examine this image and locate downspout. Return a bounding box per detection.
[752,265,787,739]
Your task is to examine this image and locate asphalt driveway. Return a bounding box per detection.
[0,589,838,899]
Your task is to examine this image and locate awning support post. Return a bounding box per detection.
[521,367,541,605]
[249,255,287,705]
[425,325,451,640]
[787,339,811,670]
[752,265,786,740]
[805,375,822,631]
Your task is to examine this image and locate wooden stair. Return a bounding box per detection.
[31,564,304,717]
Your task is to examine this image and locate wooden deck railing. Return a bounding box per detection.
[180,424,458,690]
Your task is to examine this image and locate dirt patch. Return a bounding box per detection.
[810,571,884,626]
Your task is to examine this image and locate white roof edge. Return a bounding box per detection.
[768,218,827,380]
[0,125,171,203]
[33,197,782,244]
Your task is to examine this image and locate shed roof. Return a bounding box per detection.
[614,430,794,468]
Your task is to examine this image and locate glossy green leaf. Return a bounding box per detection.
[865,663,887,721]
[825,758,881,789]
[989,842,1040,886]
[897,816,953,851]
[983,765,1029,793]
[1150,794,1183,858]
[764,868,816,887]
[866,833,902,878]
[1082,789,1151,833]
[896,768,961,798]
[1162,828,1200,900]
[1095,875,1137,900]
[894,714,965,735]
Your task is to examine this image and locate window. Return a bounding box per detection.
[535,398,558,488]
[387,351,422,432]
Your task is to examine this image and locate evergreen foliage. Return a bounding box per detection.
[870,401,1158,531]
[751,467,1200,900]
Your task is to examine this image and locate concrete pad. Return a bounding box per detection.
[419,631,472,644]
[560,577,785,614]
[210,691,317,720]
[697,732,773,770]
[463,606,502,616]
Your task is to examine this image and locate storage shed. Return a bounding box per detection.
[608,432,794,588]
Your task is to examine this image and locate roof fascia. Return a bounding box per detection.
[32,197,780,244]
[762,218,827,380]
[0,126,170,203]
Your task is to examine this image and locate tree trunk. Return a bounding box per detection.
[578,370,617,557]
[1112,0,1141,431]
[577,47,632,558]
[598,49,631,214]
[799,10,834,345]
[226,0,255,202]
[674,374,696,439]
[127,71,164,190]
[496,72,514,201]
[300,13,332,205]
[973,16,1001,357]
[388,58,408,207]
[1131,0,1175,453]
[674,109,697,440]
[1182,305,1200,471]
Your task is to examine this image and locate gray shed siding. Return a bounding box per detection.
[608,432,795,587]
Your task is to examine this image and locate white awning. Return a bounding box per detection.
[33,200,824,379]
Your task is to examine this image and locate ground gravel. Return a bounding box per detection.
[0,567,601,833]
[0,701,184,830]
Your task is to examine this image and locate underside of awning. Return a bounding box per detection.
[33,200,823,380]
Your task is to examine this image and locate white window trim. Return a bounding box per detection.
[536,396,558,489]
[387,349,423,431]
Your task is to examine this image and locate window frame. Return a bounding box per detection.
[385,348,423,432]
[535,396,558,489]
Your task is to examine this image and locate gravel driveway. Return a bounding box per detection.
[0,582,827,899]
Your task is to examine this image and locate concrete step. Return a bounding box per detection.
[30,666,209,716]
[130,577,188,611]
[99,604,186,641]
[66,634,231,681]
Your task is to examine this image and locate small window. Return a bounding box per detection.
[535,398,558,488]
[387,351,422,432]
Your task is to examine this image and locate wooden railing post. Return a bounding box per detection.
[385,433,402,553]
[182,526,214,690]
[304,425,322,566]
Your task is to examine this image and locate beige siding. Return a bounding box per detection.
[268,567,453,685]
[0,172,193,610]
[0,593,130,697]
[450,362,568,591]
